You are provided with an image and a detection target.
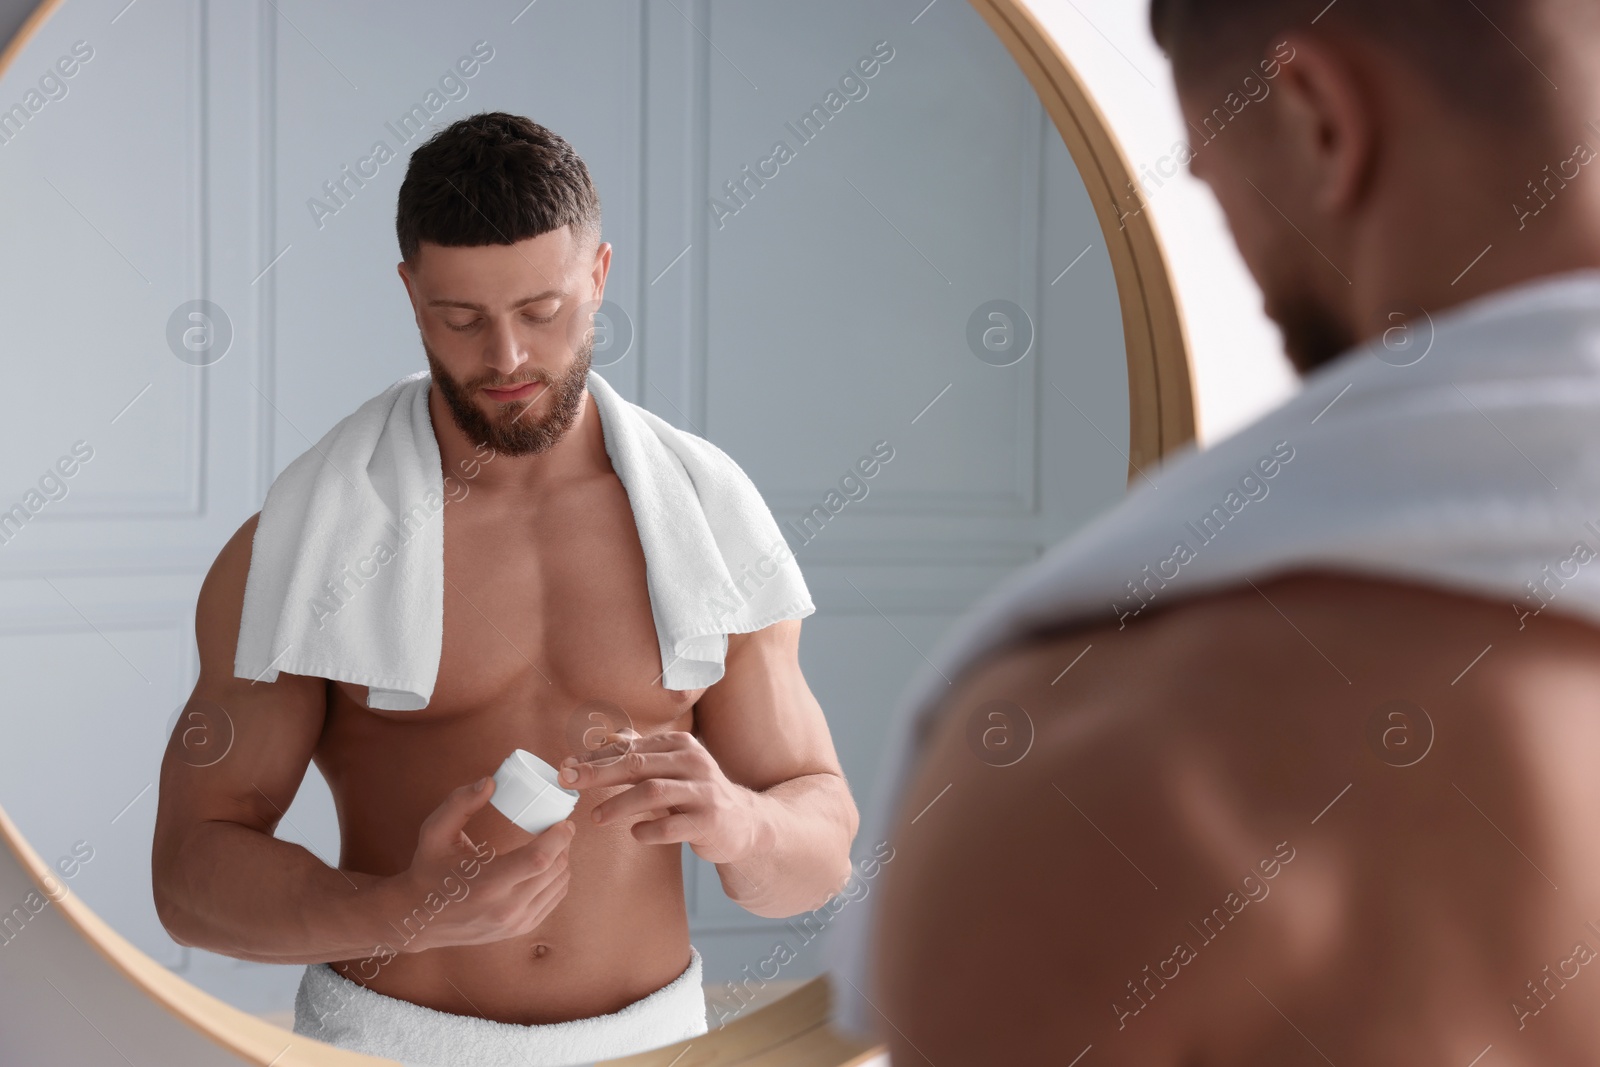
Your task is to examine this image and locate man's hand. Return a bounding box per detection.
[557,731,772,867]
[566,619,856,919]
[386,776,577,953]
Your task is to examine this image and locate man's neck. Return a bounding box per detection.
[1346,119,1600,348]
[427,382,609,499]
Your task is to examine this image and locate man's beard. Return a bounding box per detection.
[423,333,593,457]
[1265,284,1358,376]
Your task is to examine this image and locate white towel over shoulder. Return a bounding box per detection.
[827,269,1600,1038]
[234,368,813,709]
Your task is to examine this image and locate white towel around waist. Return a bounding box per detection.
[293,944,707,1066]
[233,368,813,709]
[826,268,1600,1037]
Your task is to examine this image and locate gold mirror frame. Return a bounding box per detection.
[0,0,1196,1063]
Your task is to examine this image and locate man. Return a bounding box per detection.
[151,112,857,1063]
[858,1,1600,1063]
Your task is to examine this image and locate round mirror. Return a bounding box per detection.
[0,0,1193,1062]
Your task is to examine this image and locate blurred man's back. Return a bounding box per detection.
[869,1,1600,1062]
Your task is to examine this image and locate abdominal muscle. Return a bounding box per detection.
[313,673,704,1026]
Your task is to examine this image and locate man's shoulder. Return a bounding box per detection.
[901,563,1600,916]
[895,563,1600,900]
[942,567,1566,759]
[195,512,261,678]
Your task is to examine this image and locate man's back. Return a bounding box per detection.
[877,569,1600,1063]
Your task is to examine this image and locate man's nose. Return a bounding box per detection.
[483,319,528,377]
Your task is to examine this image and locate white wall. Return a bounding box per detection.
[1027,0,1299,445]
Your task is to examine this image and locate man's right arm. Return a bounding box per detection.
[150,512,400,963]
[154,513,578,964]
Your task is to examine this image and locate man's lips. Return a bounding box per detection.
[482,380,545,402]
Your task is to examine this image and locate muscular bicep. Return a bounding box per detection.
[153,513,328,873]
[691,617,842,792]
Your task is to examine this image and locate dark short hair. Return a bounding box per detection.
[1148,0,1558,127]
[395,111,602,266]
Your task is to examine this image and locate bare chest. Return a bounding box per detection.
[326,476,704,760]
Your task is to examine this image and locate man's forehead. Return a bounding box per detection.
[413,230,580,294]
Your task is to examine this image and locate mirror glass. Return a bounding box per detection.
[0,0,1141,1050]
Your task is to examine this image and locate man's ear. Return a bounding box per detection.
[1271,31,1375,215]
[590,240,612,304]
[396,260,423,328]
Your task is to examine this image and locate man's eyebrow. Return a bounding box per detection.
[426,289,565,311]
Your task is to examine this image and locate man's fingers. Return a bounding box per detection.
[575,730,677,763]
[631,812,697,846]
[560,732,698,788]
[515,862,572,932]
[419,776,497,854]
[500,819,578,885]
[592,779,700,826]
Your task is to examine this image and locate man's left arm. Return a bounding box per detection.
[558,617,859,918]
